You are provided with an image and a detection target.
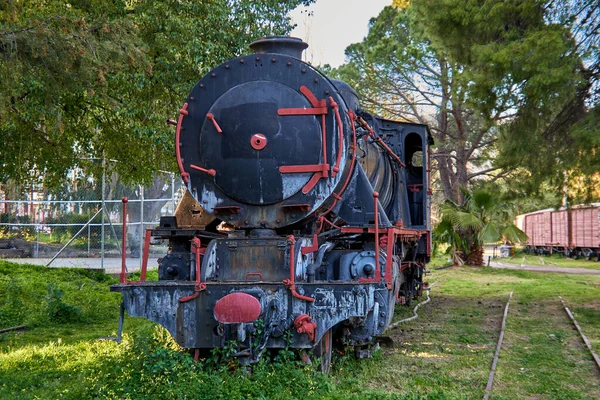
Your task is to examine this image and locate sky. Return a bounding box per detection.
[289,0,392,68]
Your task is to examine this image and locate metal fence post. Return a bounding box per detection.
[171,173,176,214]
[139,185,144,269]
[101,155,106,272]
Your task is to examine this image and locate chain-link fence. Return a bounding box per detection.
[0,173,182,273]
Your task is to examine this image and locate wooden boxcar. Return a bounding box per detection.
[517,204,600,260]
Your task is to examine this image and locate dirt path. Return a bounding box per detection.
[490,261,600,275]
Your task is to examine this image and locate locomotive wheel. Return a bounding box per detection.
[313,329,332,374]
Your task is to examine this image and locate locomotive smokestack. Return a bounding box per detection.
[249,36,308,59]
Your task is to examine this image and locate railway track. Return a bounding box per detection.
[483,292,600,399]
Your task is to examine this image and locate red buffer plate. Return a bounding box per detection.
[213,292,262,324]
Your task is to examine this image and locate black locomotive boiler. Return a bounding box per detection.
[111,36,433,372]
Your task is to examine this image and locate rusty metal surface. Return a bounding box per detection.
[175,189,216,228]
[111,280,394,351]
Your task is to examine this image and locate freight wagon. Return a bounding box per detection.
[516,204,600,260]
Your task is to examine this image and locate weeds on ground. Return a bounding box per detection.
[500,251,600,270]
[2,261,600,399]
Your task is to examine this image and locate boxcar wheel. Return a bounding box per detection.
[313,329,332,374]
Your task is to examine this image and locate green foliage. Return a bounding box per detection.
[0,213,35,239]
[434,187,527,265]
[1,260,600,399]
[0,278,25,327]
[0,261,120,328]
[410,0,599,202]
[44,284,83,323]
[0,0,314,190]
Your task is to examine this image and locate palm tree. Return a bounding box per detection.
[434,188,528,265]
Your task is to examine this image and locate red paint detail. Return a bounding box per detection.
[192,237,202,283]
[379,234,388,249]
[340,227,364,234]
[283,235,314,302]
[395,220,403,227]
[140,229,152,282]
[250,133,267,150]
[245,272,263,281]
[329,96,344,178]
[299,85,320,107]
[315,110,358,231]
[294,314,318,343]
[341,226,424,238]
[120,198,128,284]
[189,164,216,177]
[206,113,223,134]
[180,238,205,303]
[282,204,311,213]
[175,102,190,183]
[277,107,327,116]
[213,206,241,215]
[302,173,323,194]
[194,349,200,361]
[301,234,319,255]
[320,217,340,230]
[213,292,262,323]
[358,277,379,283]
[385,228,394,285]
[179,283,206,303]
[427,231,432,257]
[277,86,331,194]
[373,192,381,281]
[279,164,328,174]
[407,184,423,193]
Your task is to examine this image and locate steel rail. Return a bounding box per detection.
[559,296,600,372]
[484,290,513,400]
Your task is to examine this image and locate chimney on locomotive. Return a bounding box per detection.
[249,36,308,59]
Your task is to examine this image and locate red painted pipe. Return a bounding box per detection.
[373,192,381,281]
[120,197,128,284]
[284,235,314,302]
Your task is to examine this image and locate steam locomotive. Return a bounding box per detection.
[111,36,433,372]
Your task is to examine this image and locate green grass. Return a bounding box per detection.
[1,261,599,399]
[499,251,600,270]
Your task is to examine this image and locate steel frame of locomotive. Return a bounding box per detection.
[111,37,433,371]
[518,204,600,261]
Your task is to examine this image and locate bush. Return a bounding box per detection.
[45,284,83,323]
